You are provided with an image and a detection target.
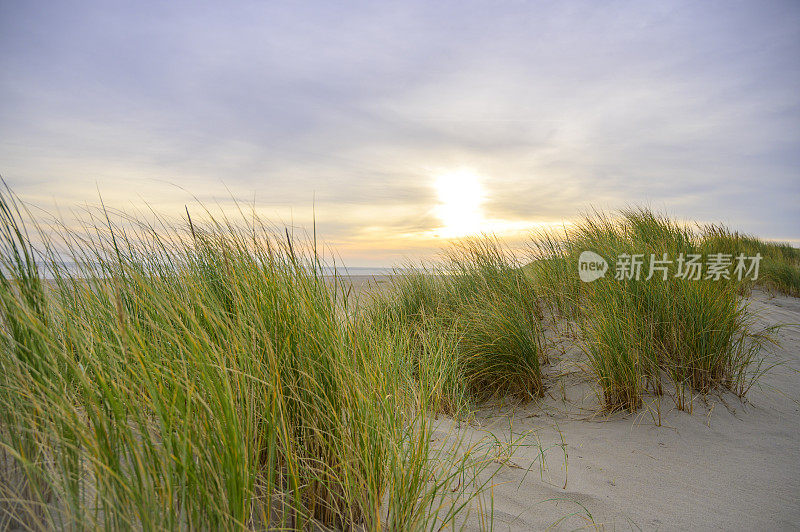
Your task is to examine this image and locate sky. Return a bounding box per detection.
[1,0,799,266]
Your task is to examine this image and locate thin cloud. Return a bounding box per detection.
[1,1,798,263]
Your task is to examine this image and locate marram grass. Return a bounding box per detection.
[365,238,546,414]
[0,189,790,529]
[530,208,778,412]
[0,190,505,530]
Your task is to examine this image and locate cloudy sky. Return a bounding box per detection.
[1,1,798,265]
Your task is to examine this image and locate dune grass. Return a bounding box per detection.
[365,238,545,415]
[700,225,800,297]
[0,187,792,528]
[530,208,778,412]
[0,191,508,530]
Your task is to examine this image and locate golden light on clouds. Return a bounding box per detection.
[423,169,573,246]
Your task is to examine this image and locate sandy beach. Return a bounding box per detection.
[2,221,799,530]
[333,275,800,530]
[440,289,800,530]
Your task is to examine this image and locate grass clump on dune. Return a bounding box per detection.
[0,190,499,530]
[700,225,800,297]
[367,238,545,414]
[531,208,773,412]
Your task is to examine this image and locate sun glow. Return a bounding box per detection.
[433,170,486,238]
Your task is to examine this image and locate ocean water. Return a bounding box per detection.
[29,262,402,279]
[321,266,400,276]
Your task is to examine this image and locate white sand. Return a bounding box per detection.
[5,276,798,529]
[427,289,800,530]
[338,276,800,529]
[176,273,800,528]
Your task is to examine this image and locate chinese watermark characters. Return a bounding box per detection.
[578,251,761,283]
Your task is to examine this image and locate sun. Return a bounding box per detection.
[433,170,485,238]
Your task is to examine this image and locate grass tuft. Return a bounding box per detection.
[367,238,545,412]
[530,207,776,412]
[0,189,498,530]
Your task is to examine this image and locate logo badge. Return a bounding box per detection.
[578,251,608,283]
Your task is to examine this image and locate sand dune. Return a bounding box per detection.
[426,289,800,530]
